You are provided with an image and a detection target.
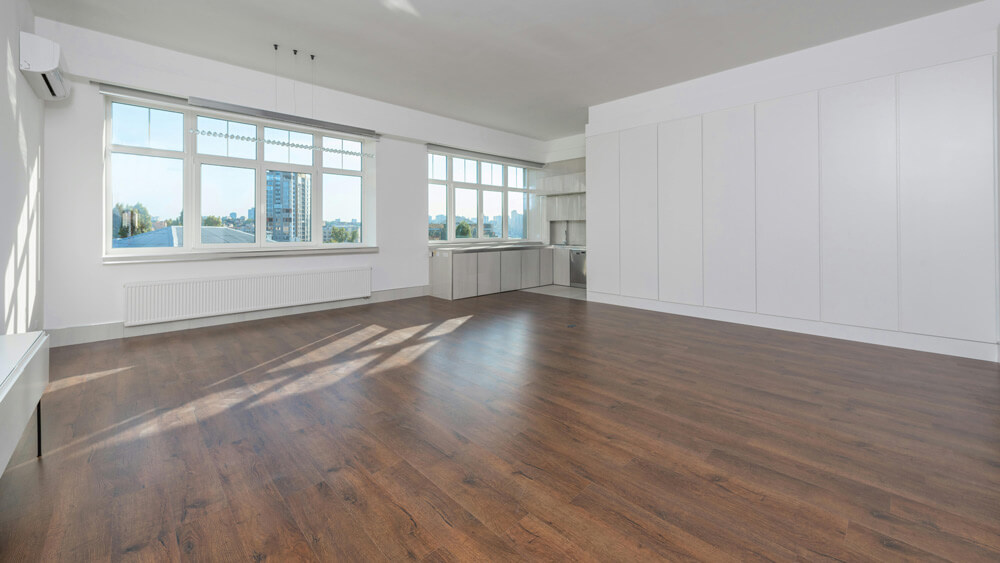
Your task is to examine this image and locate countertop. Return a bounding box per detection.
[432,243,585,254]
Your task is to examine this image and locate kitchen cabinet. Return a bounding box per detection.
[477,252,501,295]
[453,253,478,300]
[553,247,570,286]
[540,248,554,286]
[501,251,522,292]
[521,249,540,288]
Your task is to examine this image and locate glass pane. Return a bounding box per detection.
[323,137,342,169]
[428,154,447,180]
[482,191,502,238]
[482,162,503,186]
[200,164,256,244]
[323,173,362,244]
[428,183,447,241]
[196,116,227,156]
[197,117,257,159]
[507,166,525,188]
[111,102,183,151]
[289,131,313,165]
[508,191,525,240]
[453,157,478,183]
[455,188,478,239]
[342,140,362,171]
[110,153,184,248]
[264,127,288,163]
[265,170,312,242]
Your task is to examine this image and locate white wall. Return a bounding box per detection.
[34,19,557,332]
[585,2,1000,361]
[1,0,44,334]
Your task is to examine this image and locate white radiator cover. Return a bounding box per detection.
[123,268,372,326]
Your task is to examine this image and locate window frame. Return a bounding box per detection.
[103,96,376,260]
[427,152,531,244]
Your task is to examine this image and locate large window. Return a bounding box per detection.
[426,152,531,242]
[106,99,374,256]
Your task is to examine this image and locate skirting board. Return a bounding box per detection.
[47,285,430,348]
[588,291,999,363]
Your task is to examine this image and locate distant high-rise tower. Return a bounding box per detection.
[265,171,312,242]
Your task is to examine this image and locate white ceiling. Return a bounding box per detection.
[30,0,979,140]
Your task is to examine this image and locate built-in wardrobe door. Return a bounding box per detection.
[755,92,821,321]
[898,56,997,342]
[820,76,898,330]
[657,116,703,306]
[703,105,756,312]
[619,124,659,300]
[586,132,621,295]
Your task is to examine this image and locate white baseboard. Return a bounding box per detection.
[47,285,430,348]
[587,291,999,363]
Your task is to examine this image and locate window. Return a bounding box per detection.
[323,174,362,243]
[200,165,256,244]
[110,154,184,248]
[482,191,502,238]
[105,98,374,256]
[452,157,478,183]
[428,183,448,241]
[508,191,526,240]
[266,171,312,242]
[426,152,532,242]
[455,188,478,239]
[481,162,503,186]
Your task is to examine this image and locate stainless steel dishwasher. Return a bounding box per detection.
[570,249,587,288]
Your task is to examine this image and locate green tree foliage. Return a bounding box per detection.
[456,220,472,237]
[326,226,360,243]
[113,202,154,238]
[202,215,223,227]
[165,211,183,227]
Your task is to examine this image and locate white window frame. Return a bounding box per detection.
[427,152,531,244]
[103,96,376,260]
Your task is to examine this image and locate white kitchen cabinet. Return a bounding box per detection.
[755,91,821,321]
[521,249,541,288]
[453,253,478,299]
[501,250,522,292]
[540,248,554,285]
[820,76,898,331]
[477,252,501,295]
[619,124,659,300]
[703,105,757,312]
[586,132,621,295]
[657,115,703,306]
[898,56,997,342]
[553,247,571,286]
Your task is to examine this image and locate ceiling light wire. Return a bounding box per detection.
[272,44,278,111]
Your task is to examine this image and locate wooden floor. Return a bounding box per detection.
[1,293,999,561]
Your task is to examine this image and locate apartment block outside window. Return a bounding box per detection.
[427,152,531,242]
[105,99,374,256]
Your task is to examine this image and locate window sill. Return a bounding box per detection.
[103,245,379,265]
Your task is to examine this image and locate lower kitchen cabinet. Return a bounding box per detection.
[501,251,522,292]
[477,252,501,295]
[521,249,540,288]
[453,253,478,299]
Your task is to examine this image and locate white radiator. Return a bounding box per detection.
[123,268,372,326]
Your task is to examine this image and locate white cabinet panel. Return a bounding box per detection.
[477,252,501,295]
[553,247,571,286]
[820,76,898,330]
[586,132,621,294]
[540,248,554,286]
[521,249,541,288]
[755,92,821,321]
[619,124,660,300]
[453,253,478,299]
[702,105,757,312]
[501,250,522,292]
[657,116,703,306]
[898,56,997,342]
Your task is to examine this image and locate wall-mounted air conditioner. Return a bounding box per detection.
[19,31,70,101]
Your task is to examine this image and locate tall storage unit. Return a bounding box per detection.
[755,92,821,321]
[618,124,659,300]
[702,105,757,312]
[657,116,703,306]
[586,132,621,295]
[820,76,899,330]
[898,56,998,342]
